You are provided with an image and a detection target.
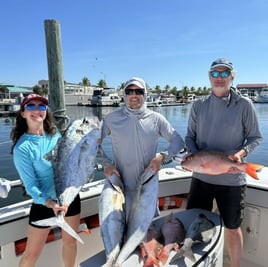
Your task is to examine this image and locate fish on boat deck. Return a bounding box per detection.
[178,150,263,180]
[170,213,216,263]
[157,212,186,265]
[140,223,163,267]
[32,117,101,243]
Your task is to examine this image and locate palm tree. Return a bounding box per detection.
[98,79,107,89]
[82,77,91,87]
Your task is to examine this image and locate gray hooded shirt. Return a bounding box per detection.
[185,88,263,186]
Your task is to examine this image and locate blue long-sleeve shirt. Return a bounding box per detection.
[13,132,61,205]
[185,89,263,186]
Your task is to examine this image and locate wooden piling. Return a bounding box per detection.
[44,19,68,133]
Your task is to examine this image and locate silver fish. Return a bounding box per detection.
[114,168,158,267]
[170,213,216,263]
[32,117,101,243]
[99,173,125,267]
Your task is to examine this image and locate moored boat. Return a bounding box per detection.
[254,88,268,103]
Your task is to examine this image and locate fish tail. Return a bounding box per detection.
[56,217,84,244]
[245,163,264,179]
[33,215,84,244]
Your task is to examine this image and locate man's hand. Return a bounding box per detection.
[146,154,163,174]
[104,165,120,178]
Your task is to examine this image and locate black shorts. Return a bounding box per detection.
[29,194,81,228]
[186,178,246,229]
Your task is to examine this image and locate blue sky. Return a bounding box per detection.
[1,0,268,89]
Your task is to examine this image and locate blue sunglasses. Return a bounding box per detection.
[210,70,231,78]
[25,103,47,111]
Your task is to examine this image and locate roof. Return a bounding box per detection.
[6,87,33,93]
[237,83,268,89]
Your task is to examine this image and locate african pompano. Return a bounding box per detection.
[114,168,159,267]
[99,173,125,267]
[170,213,216,263]
[180,150,263,179]
[32,117,101,243]
[157,212,185,265]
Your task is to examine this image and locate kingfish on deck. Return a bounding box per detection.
[99,173,125,267]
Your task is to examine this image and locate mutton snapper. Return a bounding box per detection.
[114,168,159,267]
[99,173,125,267]
[179,150,263,179]
[33,118,101,243]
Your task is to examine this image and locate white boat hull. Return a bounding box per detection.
[1,167,268,267]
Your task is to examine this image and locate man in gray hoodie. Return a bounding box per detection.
[185,58,263,267]
[100,77,185,218]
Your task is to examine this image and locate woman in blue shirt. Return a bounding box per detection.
[11,94,80,267]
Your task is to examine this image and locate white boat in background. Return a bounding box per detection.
[1,166,268,267]
[91,88,121,107]
[187,93,196,103]
[254,88,268,103]
[146,94,163,107]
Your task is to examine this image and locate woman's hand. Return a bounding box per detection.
[45,199,68,216]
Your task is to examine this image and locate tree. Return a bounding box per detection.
[82,77,91,86]
[98,79,107,88]
[154,85,162,94]
[164,85,170,93]
[32,85,48,96]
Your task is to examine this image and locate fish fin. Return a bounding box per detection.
[32,215,84,244]
[228,155,238,161]
[170,247,196,263]
[246,163,264,179]
[157,245,171,264]
[143,255,160,267]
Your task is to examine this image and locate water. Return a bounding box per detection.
[0,103,267,207]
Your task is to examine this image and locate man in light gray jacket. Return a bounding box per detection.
[100,77,185,218]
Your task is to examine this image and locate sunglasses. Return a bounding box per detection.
[25,103,47,111]
[125,88,145,95]
[210,70,231,78]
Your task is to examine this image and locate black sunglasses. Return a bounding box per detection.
[125,88,145,95]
